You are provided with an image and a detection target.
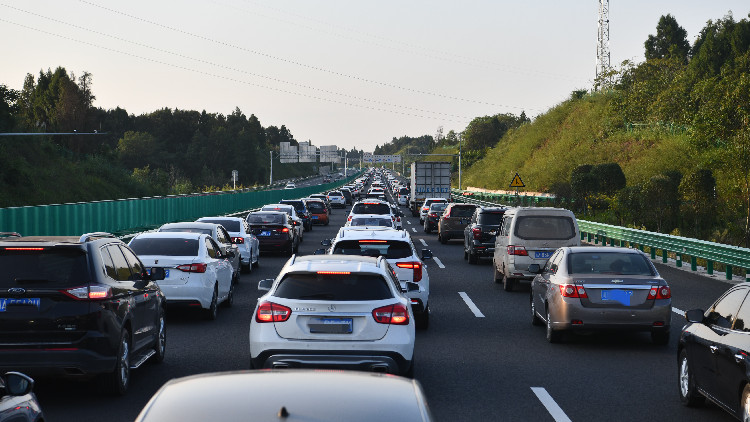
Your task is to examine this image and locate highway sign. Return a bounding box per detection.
[509,173,525,188]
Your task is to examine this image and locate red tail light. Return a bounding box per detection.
[277,227,289,233]
[256,301,292,323]
[232,237,245,244]
[176,263,207,273]
[372,304,409,325]
[396,261,423,282]
[472,228,481,239]
[507,245,528,256]
[62,285,112,300]
[559,284,587,298]
[648,285,671,299]
[347,216,352,222]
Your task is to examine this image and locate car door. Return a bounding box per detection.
[536,249,563,313]
[713,287,750,411]
[106,245,149,348]
[205,237,232,299]
[120,244,161,352]
[216,226,239,274]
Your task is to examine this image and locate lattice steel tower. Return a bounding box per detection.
[596,0,611,84]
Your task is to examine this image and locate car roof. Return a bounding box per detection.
[197,216,244,222]
[564,246,644,255]
[286,254,383,271]
[335,227,409,241]
[159,222,219,231]
[133,232,205,240]
[263,204,294,210]
[0,232,119,246]
[248,211,288,217]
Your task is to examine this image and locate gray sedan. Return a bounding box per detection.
[530,246,672,344]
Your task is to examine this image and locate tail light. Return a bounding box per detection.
[559,284,588,298]
[648,285,671,299]
[276,227,289,233]
[396,261,422,282]
[231,237,245,244]
[372,304,409,325]
[62,285,113,300]
[428,213,437,218]
[347,216,352,222]
[256,301,292,323]
[507,245,528,256]
[472,227,482,239]
[422,207,429,212]
[176,263,208,273]
[443,214,450,220]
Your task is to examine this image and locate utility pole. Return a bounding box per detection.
[596,0,611,88]
[269,151,273,184]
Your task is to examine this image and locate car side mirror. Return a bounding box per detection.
[685,309,705,324]
[258,279,274,292]
[314,248,327,255]
[3,372,34,396]
[406,282,420,292]
[148,267,166,281]
[321,239,332,246]
[421,249,433,260]
[528,264,541,274]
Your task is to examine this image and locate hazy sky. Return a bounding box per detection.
[1,1,747,151]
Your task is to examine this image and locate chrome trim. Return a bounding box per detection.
[579,284,654,290]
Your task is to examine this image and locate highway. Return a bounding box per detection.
[34,185,736,421]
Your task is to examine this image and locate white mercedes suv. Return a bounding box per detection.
[249,255,416,377]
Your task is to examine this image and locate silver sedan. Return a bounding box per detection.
[530,246,672,344]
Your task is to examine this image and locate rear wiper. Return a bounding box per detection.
[298,293,336,300]
[14,278,50,283]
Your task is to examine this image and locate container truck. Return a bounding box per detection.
[409,161,452,216]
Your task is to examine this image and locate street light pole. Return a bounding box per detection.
[269,151,273,185]
[458,134,462,190]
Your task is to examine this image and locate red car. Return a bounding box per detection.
[303,198,329,225]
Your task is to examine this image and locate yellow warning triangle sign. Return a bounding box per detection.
[509,173,525,188]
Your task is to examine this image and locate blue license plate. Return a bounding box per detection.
[309,318,353,334]
[0,298,41,312]
[601,289,633,306]
[146,268,169,277]
[260,231,271,236]
[534,251,553,259]
[312,216,319,219]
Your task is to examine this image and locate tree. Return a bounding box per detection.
[679,168,717,238]
[570,165,598,214]
[591,163,626,195]
[116,131,160,169]
[0,84,19,131]
[645,14,690,62]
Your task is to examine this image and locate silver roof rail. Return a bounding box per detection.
[376,255,384,268]
[79,232,116,242]
[0,232,22,238]
[290,254,297,265]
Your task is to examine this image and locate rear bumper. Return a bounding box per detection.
[252,350,411,375]
[257,238,293,251]
[549,300,672,332]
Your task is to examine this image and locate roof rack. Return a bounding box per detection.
[79,232,116,242]
[376,255,384,268]
[0,232,21,238]
[290,254,297,265]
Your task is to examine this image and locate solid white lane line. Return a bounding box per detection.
[419,239,428,247]
[412,228,417,233]
[531,387,573,422]
[433,257,445,268]
[672,307,685,317]
[458,292,485,317]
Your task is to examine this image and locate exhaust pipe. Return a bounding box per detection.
[370,364,388,373]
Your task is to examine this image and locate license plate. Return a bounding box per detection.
[260,231,271,236]
[534,251,553,259]
[0,298,41,312]
[146,268,170,277]
[308,318,353,334]
[312,216,319,219]
[601,289,633,306]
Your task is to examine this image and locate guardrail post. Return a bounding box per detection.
[662,249,668,263]
[619,240,626,247]
[580,232,585,241]
[676,253,682,267]
[707,260,714,275]
[691,256,697,271]
[649,247,655,259]
[587,233,592,243]
[726,265,733,281]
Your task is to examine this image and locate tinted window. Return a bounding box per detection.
[449,205,475,217]
[130,237,200,256]
[160,227,212,235]
[350,218,393,227]
[247,213,285,225]
[707,288,749,328]
[120,246,145,280]
[514,216,576,240]
[281,201,305,213]
[0,249,90,288]
[332,240,413,259]
[329,191,342,196]
[200,219,241,232]
[216,227,230,244]
[352,203,391,215]
[399,188,409,194]
[479,212,505,226]
[274,273,393,301]
[734,297,750,331]
[567,252,654,275]
[429,203,448,212]
[100,247,118,280]
[205,238,219,259]
[108,245,133,281]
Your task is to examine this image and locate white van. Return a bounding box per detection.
[492,207,580,291]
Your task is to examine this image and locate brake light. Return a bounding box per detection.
[396,261,422,282]
[359,240,387,243]
[317,271,351,275]
[472,228,481,239]
[231,237,245,244]
[256,301,292,323]
[648,285,671,299]
[372,304,409,325]
[4,247,45,251]
[422,207,429,212]
[176,263,208,273]
[62,285,112,300]
[277,227,289,233]
[428,213,437,218]
[507,245,528,256]
[559,284,587,298]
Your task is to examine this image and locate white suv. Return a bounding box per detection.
[325,227,431,329]
[250,255,416,376]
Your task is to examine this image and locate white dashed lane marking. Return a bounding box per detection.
[406,220,412,225]
[419,239,428,247]
[531,387,573,422]
[672,307,685,317]
[412,228,417,233]
[458,292,485,317]
[433,257,445,269]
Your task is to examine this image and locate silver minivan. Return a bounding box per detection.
[493,208,580,291]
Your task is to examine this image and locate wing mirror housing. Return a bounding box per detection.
[528,264,541,274]
[258,279,274,292]
[421,249,433,260]
[2,372,34,396]
[321,239,332,247]
[685,309,705,324]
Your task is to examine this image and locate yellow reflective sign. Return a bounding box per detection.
[509,173,525,188]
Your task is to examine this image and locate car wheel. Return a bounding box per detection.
[252,255,260,268]
[404,358,415,378]
[152,308,166,363]
[463,245,468,260]
[468,249,478,264]
[439,233,447,244]
[415,308,429,330]
[205,284,218,320]
[223,281,235,308]
[531,294,542,326]
[423,223,431,233]
[503,275,515,292]
[101,330,131,395]
[493,265,503,284]
[651,329,670,345]
[546,307,562,343]
[678,349,705,406]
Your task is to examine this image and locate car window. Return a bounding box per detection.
[274,273,393,301]
[247,213,285,225]
[707,288,749,328]
[306,202,325,212]
[449,205,476,217]
[733,295,750,331]
[350,218,393,227]
[352,203,391,215]
[478,212,504,226]
[130,237,199,256]
[501,216,513,236]
[0,248,90,288]
[545,250,563,274]
[217,227,231,244]
[201,219,241,232]
[567,252,654,275]
[120,246,145,281]
[332,240,413,259]
[429,203,448,212]
[205,238,217,259]
[108,245,133,282]
[100,246,118,280]
[514,216,576,240]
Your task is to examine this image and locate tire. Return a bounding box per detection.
[403,358,415,378]
[415,308,429,330]
[678,349,705,406]
[152,309,166,363]
[651,329,670,345]
[424,223,431,233]
[463,245,468,260]
[503,276,515,292]
[493,265,503,284]
[252,256,259,268]
[531,294,542,326]
[101,330,131,395]
[205,285,218,320]
[223,281,235,308]
[439,233,447,244]
[546,307,562,343]
[468,249,478,264]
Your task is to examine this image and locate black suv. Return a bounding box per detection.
[280,199,313,232]
[0,232,166,395]
[463,207,507,264]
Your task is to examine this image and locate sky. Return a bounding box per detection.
[1,1,748,152]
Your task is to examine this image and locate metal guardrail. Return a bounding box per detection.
[452,188,750,282]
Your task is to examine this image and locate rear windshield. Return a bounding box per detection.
[429,203,448,212]
[478,212,504,225]
[280,201,305,212]
[129,238,199,256]
[329,191,342,196]
[425,199,447,207]
[332,240,412,259]
[200,219,241,232]
[352,203,391,215]
[160,227,212,235]
[247,213,285,225]
[449,205,475,217]
[306,202,325,212]
[568,252,655,276]
[399,188,409,194]
[275,273,392,301]
[514,216,576,240]
[350,218,393,227]
[0,249,90,288]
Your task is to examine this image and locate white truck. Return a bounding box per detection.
[409,161,452,217]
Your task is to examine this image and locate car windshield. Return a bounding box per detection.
[129,238,199,256]
[352,203,391,214]
[275,272,392,301]
[247,214,285,225]
[332,240,413,259]
[0,249,90,288]
[514,216,576,240]
[567,252,655,276]
[199,219,241,232]
[281,201,305,213]
[160,227,212,235]
[399,188,409,194]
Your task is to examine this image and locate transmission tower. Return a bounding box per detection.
[596,0,611,86]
